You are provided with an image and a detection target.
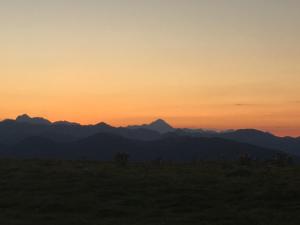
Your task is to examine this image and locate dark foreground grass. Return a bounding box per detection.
[0,159,300,225]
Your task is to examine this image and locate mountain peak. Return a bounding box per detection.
[16,114,51,125]
[126,119,174,134]
[16,114,31,120]
[151,119,167,124]
[148,119,174,134]
[95,122,112,128]
[150,119,171,127]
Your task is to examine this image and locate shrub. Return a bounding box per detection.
[114,152,129,167]
[272,153,293,167]
[239,153,252,166]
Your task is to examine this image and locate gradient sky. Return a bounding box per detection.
[1,0,300,136]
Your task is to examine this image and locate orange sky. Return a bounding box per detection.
[1,0,300,137]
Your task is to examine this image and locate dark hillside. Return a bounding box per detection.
[3,134,287,161]
[0,160,299,225]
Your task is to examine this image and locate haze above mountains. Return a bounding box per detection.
[0,114,299,160]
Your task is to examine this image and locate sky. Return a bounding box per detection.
[0,0,300,136]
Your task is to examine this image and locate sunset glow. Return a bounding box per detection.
[1,0,300,136]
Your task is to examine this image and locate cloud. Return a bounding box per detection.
[234,103,256,107]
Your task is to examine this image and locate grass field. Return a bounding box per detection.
[0,159,299,225]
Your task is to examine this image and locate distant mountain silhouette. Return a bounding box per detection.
[0,142,8,155]
[11,136,59,158]
[53,121,81,126]
[16,114,51,125]
[218,129,300,156]
[0,115,160,145]
[169,129,300,156]
[1,133,287,161]
[147,119,175,133]
[1,114,300,158]
[128,119,174,133]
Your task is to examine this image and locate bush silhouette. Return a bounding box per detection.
[272,153,293,167]
[114,152,129,167]
[239,153,252,166]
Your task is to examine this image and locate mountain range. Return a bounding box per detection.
[0,114,299,160]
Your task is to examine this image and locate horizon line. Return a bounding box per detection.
[1,113,298,139]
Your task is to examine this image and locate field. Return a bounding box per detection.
[0,159,299,225]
